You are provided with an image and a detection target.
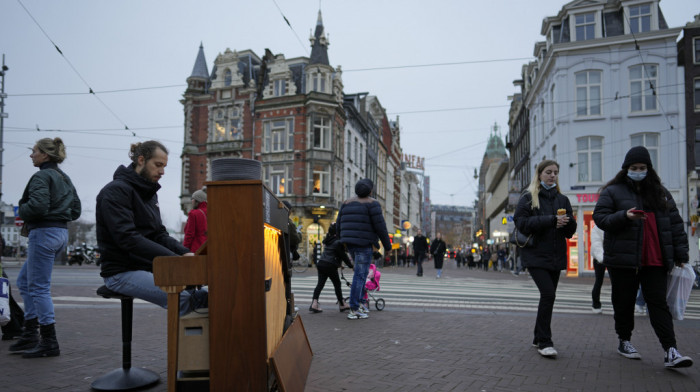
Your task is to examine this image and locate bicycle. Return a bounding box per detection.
[292,254,309,273]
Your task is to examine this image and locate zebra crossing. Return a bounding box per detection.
[292,271,700,319]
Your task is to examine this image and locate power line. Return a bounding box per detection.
[9,84,184,97]
[16,0,136,137]
[271,0,309,56]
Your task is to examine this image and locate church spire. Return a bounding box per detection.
[309,9,330,65]
[189,42,209,80]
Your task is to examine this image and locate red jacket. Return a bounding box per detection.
[183,202,207,252]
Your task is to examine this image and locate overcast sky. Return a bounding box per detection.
[1,0,697,231]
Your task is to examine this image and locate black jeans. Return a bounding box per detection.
[416,253,426,275]
[529,268,561,348]
[591,260,606,309]
[312,262,345,304]
[607,266,676,349]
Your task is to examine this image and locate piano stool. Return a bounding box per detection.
[91,285,160,391]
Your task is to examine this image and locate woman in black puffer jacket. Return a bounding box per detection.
[310,223,354,313]
[593,146,692,368]
[514,160,576,358]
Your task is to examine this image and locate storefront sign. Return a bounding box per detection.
[402,154,425,170]
[576,193,599,203]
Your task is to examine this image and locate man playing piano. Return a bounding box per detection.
[96,141,207,315]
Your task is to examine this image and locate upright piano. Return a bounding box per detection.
[153,180,312,391]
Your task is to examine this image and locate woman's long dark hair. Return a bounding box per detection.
[602,167,667,211]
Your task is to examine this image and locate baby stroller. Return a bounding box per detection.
[341,264,385,311]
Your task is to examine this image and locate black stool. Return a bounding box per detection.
[91,285,160,391]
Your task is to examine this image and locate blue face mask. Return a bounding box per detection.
[540,181,556,190]
[627,170,647,182]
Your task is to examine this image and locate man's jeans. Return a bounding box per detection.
[17,227,68,325]
[416,252,426,275]
[348,247,372,311]
[104,270,208,316]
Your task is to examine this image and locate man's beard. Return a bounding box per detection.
[137,167,158,184]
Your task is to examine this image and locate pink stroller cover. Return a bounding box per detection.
[365,264,381,291]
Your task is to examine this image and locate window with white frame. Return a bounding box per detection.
[224,69,232,86]
[694,78,700,111]
[212,106,243,142]
[312,116,331,149]
[629,4,651,33]
[310,164,330,195]
[346,168,352,199]
[263,118,294,152]
[347,130,352,161]
[575,12,595,41]
[576,70,602,116]
[550,84,556,128]
[630,133,659,168]
[694,38,700,64]
[577,136,603,182]
[540,101,545,139]
[630,64,657,112]
[311,72,326,93]
[266,164,292,196]
[354,137,359,165]
[273,79,286,96]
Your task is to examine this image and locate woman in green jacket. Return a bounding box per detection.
[10,138,80,358]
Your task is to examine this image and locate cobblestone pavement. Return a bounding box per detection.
[1,261,699,391]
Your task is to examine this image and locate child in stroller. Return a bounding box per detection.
[342,261,385,311]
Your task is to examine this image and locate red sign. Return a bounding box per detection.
[14,216,23,227]
[576,193,599,203]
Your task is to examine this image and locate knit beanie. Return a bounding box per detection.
[621,146,652,169]
[192,189,207,203]
[355,178,373,198]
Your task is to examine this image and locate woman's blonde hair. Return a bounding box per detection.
[35,137,67,163]
[526,159,560,210]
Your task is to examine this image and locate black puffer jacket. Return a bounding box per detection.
[513,188,576,271]
[317,235,353,269]
[336,196,392,251]
[97,165,190,277]
[592,180,687,271]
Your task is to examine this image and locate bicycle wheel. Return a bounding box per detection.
[375,298,385,311]
[292,259,308,273]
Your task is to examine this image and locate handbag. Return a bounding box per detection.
[509,227,535,248]
[0,266,10,326]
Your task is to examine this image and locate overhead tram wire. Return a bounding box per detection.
[16,0,136,137]
[271,0,309,56]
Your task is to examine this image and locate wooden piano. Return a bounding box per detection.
[154,180,312,391]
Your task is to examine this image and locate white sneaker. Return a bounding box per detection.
[592,307,603,314]
[665,347,693,368]
[347,309,368,320]
[538,346,557,357]
[360,304,370,314]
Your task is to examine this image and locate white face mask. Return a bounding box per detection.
[627,170,647,182]
[540,181,556,190]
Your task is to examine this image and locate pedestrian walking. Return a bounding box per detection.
[309,223,353,313]
[590,224,606,314]
[430,233,446,278]
[336,179,391,320]
[593,146,693,368]
[183,188,207,253]
[412,229,428,276]
[11,138,81,358]
[514,159,576,358]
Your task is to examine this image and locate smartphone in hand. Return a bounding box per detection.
[629,209,646,215]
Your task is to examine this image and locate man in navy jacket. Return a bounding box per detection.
[336,179,391,319]
[96,141,207,315]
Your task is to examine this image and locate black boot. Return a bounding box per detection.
[8,318,39,352]
[22,323,60,358]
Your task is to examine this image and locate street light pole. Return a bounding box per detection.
[0,54,8,221]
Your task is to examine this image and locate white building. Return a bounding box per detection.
[525,0,687,275]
